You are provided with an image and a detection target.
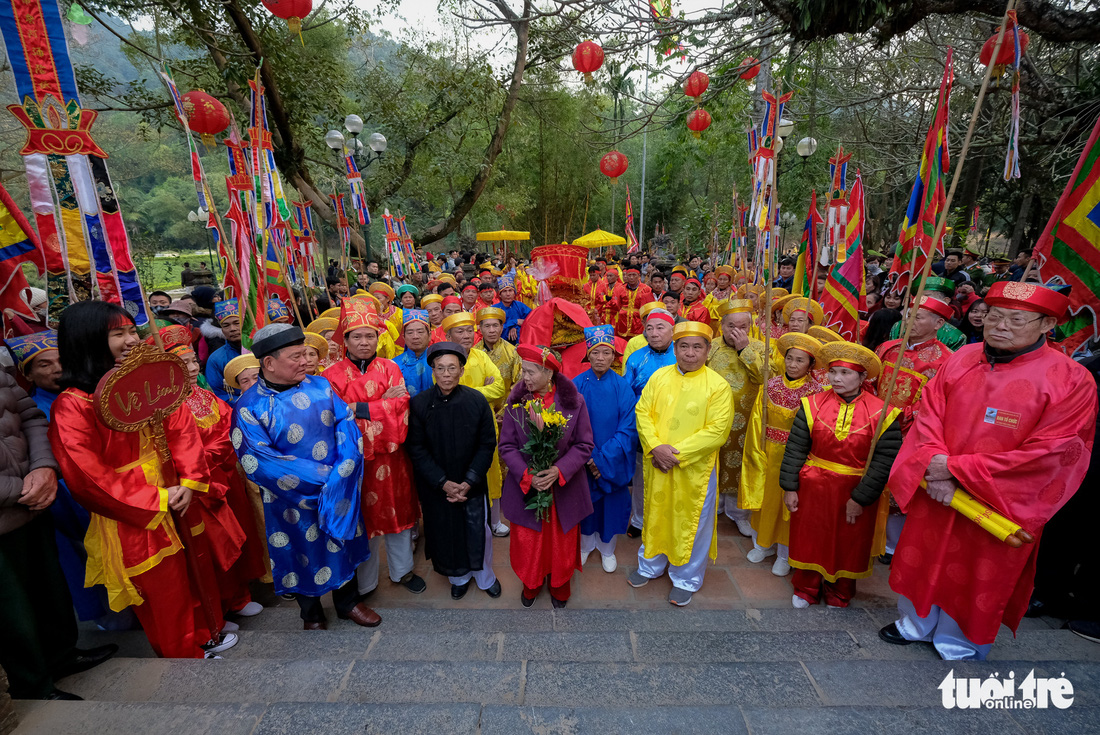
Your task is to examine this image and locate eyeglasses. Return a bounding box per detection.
[433,365,462,375]
[983,310,1044,329]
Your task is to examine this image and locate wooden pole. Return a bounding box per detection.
[761,80,783,437]
[868,0,1018,466]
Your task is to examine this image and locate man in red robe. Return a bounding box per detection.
[874,295,955,563]
[680,278,711,327]
[601,267,624,326]
[323,296,425,596]
[582,266,606,324]
[879,282,1097,659]
[612,268,655,338]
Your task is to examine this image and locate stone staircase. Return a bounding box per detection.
[12,604,1100,734]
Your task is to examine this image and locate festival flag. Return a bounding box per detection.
[970,205,980,235]
[737,201,750,271]
[396,214,417,265]
[1003,11,1023,181]
[821,170,866,341]
[344,147,369,226]
[792,189,823,298]
[0,182,44,323]
[1034,115,1100,354]
[750,90,792,232]
[329,193,352,259]
[889,49,953,292]
[381,209,406,277]
[625,184,640,253]
[826,145,853,263]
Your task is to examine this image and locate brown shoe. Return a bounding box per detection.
[303,620,327,630]
[338,602,382,627]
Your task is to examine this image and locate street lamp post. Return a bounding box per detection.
[326,118,388,268]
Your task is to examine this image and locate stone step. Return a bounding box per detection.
[13,700,1097,735]
[49,657,1100,707]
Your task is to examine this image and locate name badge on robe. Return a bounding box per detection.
[984,408,1021,429]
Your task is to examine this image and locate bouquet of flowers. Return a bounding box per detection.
[514,398,568,522]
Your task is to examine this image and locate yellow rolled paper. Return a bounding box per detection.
[949,489,1022,545]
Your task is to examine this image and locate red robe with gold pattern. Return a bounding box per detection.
[49,391,223,658]
[612,283,655,338]
[323,357,420,538]
[680,298,712,329]
[887,342,1097,645]
[184,386,268,605]
[582,279,608,324]
[875,338,953,435]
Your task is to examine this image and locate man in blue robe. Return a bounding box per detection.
[394,310,433,397]
[573,326,637,573]
[621,308,678,535]
[496,276,530,343]
[233,324,379,630]
[205,299,243,402]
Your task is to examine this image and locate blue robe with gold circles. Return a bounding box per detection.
[232,375,371,597]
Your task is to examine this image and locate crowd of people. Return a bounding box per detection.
[0,242,1096,703]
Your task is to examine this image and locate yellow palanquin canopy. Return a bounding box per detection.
[571,229,626,249]
[476,230,530,241]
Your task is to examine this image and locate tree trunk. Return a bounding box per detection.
[1009,190,1034,256]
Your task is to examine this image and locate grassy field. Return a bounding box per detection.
[140,250,221,292]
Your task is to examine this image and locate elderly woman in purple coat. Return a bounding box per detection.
[500,344,594,608]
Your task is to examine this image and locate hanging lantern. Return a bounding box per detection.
[738,57,761,80]
[262,0,313,38]
[980,21,1029,73]
[600,150,629,183]
[572,40,605,85]
[683,70,710,104]
[687,109,712,139]
[180,90,230,150]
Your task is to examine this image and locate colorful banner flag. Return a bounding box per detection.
[792,189,823,298]
[751,90,792,232]
[826,146,852,263]
[970,205,980,235]
[381,209,407,278]
[821,170,866,341]
[0,181,44,322]
[344,148,369,226]
[1034,114,1100,354]
[889,49,953,293]
[625,184,640,253]
[1,0,148,326]
[1004,10,1022,181]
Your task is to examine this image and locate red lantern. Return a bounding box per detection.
[980,24,1029,67]
[181,90,230,149]
[739,57,761,80]
[687,109,712,139]
[262,0,313,36]
[600,151,629,182]
[683,70,709,104]
[572,40,605,85]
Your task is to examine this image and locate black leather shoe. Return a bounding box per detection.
[551,596,567,609]
[451,581,472,600]
[53,643,119,680]
[878,622,913,646]
[878,553,893,566]
[626,525,641,539]
[44,688,82,701]
[521,593,535,608]
[401,572,427,594]
[485,580,502,599]
[1024,596,1047,618]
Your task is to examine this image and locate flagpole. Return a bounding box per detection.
[638,44,650,248]
[869,0,1017,466]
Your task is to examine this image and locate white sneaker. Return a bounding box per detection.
[221,620,240,633]
[601,553,618,573]
[491,522,510,537]
[792,594,810,609]
[771,557,791,576]
[746,545,776,563]
[204,652,223,660]
[580,547,592,566]
[231,601,263,617]
[202,631,238,654]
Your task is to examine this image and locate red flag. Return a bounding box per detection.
[0,182,44,323]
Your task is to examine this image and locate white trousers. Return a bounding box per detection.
[581,533,617,557]
[723,498,750,522]
[636,468,717,592]
[449,509,497,590]
[895,594,993,660]
[356,528,415,594]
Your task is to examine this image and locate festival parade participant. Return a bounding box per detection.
[500,345,594,608]
[782,341,902,608]
[573,326,637,572]
[442,311,508,406]
[629,321,733,606]
[302,331,329,375]
[322,297,424,596]
[496,275,531,343]
[679,278,711,326]
[234,323,379,630]
[406,342,502,599]
[613,267,655,339]
[880,282,1097,659]
[705,300,767,534]
[741,333,826,576]
[205,299,243,402]
[395,309,435,396]
[476,306,522,536]
[622,307,679,535]
[50,301,235,658]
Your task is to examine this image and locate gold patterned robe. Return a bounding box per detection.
[706,337,768,498]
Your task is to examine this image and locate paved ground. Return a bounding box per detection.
[10,516,1098,734]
